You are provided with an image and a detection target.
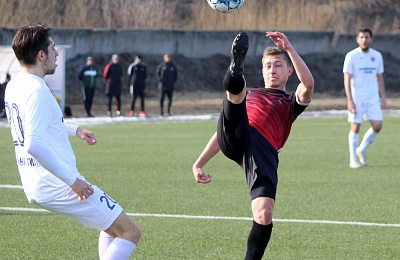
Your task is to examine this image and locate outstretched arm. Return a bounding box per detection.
[267,31,314,103]
[192,132,220,183]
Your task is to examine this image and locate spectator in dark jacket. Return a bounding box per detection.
[78,56,98,117]
[127,55,147,117]
[157,54,178,116]
[104,54,123,116]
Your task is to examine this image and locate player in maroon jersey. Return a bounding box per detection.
[192,31,314,259]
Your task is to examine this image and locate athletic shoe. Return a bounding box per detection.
[230,32,249,78]
[129,111,134,116]
[350,161,362,168]
[356,150,368,166]
[139,111,147,117]
[116,111,121,116]
[107,111,111,117]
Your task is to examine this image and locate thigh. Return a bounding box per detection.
[250,173,276,200]
[36,185,123,231]
[365,101,383,121]
[167,90,173,100]
[348,100,365,124]
[217,97,249,163]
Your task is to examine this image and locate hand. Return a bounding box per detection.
[266,31,292,50]
[347,100,356,113]
[70,178,94,200]
[193,165,212,184]
[76,127,97,145]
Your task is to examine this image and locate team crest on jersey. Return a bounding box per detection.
[371,57,375,62]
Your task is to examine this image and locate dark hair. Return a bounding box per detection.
[358,28,373,38]
[262,47,292,67]
[12,24,52,66]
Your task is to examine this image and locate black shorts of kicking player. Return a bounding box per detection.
[250,172,276,200]
[217,96,278,201]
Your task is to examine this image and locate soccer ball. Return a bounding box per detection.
[207,0,246,13]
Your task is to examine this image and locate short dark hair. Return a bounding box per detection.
[12,24,52,66]
[262,47,292,67]
[358,28,373,38]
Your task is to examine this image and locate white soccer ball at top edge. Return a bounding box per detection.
[207,0,246,13]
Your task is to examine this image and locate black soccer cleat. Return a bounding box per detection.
[230,32,249,78]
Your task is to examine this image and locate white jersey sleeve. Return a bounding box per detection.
[25,89,78,186]
[66,124,79,136]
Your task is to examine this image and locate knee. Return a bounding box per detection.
[127,221,142,244]
[253,206,273,225]
[372,125,382,133]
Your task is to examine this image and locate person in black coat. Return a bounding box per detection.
[78,57,98,117]
[127,55,147,116]
[104,54,123,116]
[157,54,178,116]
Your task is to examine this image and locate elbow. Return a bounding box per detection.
[305,76,315,90]
[25,136,40,157]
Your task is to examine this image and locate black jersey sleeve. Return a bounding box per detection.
[291,93,309,115]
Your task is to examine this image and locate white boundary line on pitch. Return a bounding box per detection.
[1,185,400,227]
[1,206,400,228]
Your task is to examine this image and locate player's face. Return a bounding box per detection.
[43,38,59,75]
[262,54,292,89]
[356,32,372,52]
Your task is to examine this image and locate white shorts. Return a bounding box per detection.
[348,101,382,124]
[34,185,123,231]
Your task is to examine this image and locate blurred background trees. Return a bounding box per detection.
[0,0,399,34]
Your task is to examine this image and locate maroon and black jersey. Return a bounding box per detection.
[246,88,306,153]
[217,87,308,191]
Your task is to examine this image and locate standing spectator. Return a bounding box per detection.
[5,24,141,260]
[343,28,386,168]
[78,56,98,117]
[157,54,178,116]
[104,54,123,116]
[0,73,11,118]
[127,55,147,117]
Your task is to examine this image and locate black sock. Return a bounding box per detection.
[244,221,273,260]
[223,68,245,94]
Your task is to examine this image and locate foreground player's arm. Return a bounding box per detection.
[25,91,93,200]
[377,73,386,109]
[267,31,314,103]
[192,132,220,183]
[344,72,356,113]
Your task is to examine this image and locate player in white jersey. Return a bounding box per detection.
[343,28,386,168]
[4,24,141,259]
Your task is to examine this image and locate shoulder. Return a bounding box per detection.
[345,48,360,58]
[370,48,383,58]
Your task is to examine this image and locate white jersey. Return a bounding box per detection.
[343,47,384,103]
[5,72,82,203]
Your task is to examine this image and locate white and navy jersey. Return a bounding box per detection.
[5,72,82,203]
[343,47,384,103]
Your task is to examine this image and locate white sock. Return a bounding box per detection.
[99,231,115,259]
[358,128,378,152]
[348,131,359,162]
[101,238,136,260]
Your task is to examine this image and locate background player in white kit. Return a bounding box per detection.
[343,28,386,168]
[4,24,141,259]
